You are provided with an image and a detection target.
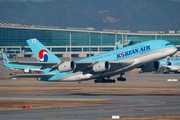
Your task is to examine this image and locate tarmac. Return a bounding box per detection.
[0,93,180,120]
[0,57,180,119]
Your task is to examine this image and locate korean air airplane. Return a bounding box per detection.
[2,53,43,73]
[159,57,180,74]
[9,38,177,83]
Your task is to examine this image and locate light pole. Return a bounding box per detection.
[115,32,117,49]
[70,32,71,61]
[155,31,157,40]
[89,33,91,57]
[122,33,123,46]
[126,32,127,44]
[101,32,102,53]
[160,31,163,39]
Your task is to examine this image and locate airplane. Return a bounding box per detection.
[159,57,180,74]
[9,38,177,83]
[138,57,180,74]
[116,42,123,49]
[2,53,43,73]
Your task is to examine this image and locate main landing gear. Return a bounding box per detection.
[117,73,126,81]
[94,78,116,83]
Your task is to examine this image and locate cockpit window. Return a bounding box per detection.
[165,43,172,46]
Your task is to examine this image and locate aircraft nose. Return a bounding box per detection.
[171,46,177,54]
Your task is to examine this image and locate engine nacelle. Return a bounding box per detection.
[58,61,76,72]
[24,69,31,73]
[166,62,171,66]
[141,61,159,72]
[93,61,110,72]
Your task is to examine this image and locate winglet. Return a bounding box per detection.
[116,42,123,49]
[26,38,61,62]
[2,53,9,67]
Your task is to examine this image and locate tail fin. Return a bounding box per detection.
[116,42,123,49]
[2,53,9,67]
[27,38,61,62]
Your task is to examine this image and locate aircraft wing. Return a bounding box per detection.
[74,60,134,73]
[9,61,58,69]
[73,61,94,72]
[10,73,56,78]
[10,61,93,71]
[10,60,135,73]
[75,60,134,68]
[109,60,134,67]
[9,61,57,66]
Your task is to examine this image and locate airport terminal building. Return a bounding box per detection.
[0,22,180,58]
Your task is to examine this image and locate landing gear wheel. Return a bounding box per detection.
[112,79,116,83]
[94,79,100,83]
[117,77,126,81]
[117,73,126,82]
[94,78,116,83]
[122,78,126,81]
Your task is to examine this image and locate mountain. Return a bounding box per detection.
[0,0,180,32]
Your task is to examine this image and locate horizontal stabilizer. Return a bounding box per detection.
[10,73,56,78]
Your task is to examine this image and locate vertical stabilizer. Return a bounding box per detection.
[27,38,61,62]
[116,42,123,49]
[2,53,9,67]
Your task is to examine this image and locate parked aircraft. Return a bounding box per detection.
[159,57,180,74]
[116,42,123,49]
[10,38,177,83]
[139,57,180,74]
[2,53,43,73]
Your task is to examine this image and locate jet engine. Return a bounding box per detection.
[24,69,32,73]
[93,61,110,72]
[58,61,76,72]
[166,62,171,66]
[141,61,159,72]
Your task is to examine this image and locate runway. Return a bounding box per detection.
[1,85,180,90]
[0,93,180,120]
[0,58,180,119]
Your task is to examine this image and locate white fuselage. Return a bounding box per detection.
[166,66,180,72]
